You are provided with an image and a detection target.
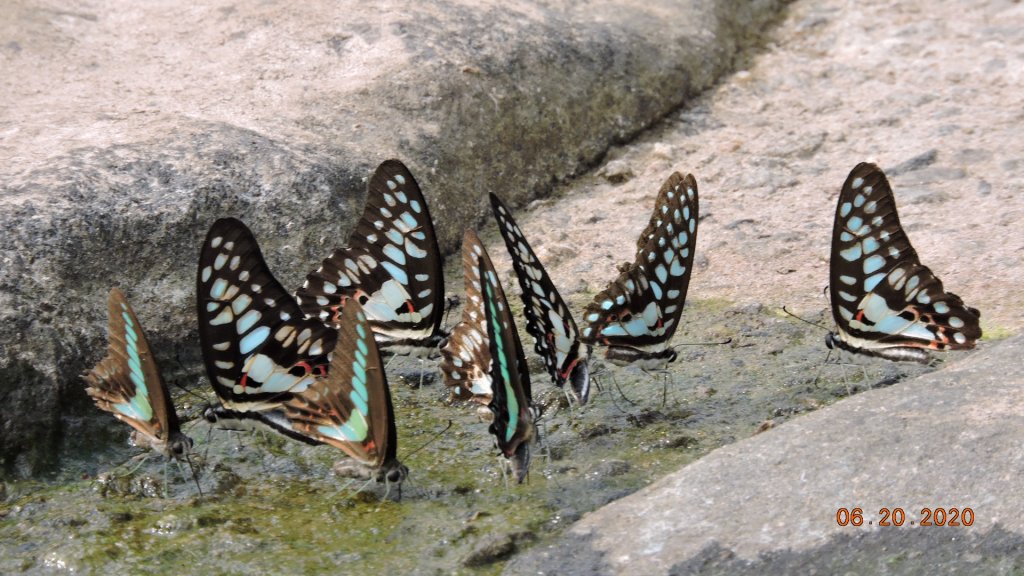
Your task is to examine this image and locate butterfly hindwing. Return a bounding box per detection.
[580,172,699,365]
[439,231,493,403]
[84,288,191,459]
[490,194,591,404]
[296,160,444,350]
[478,249,536,483]
[283,300,406,482]
[197,218,335,412]
[827,163,981,361]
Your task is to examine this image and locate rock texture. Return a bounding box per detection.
[506,335,1024,575]
[0,0,786,476]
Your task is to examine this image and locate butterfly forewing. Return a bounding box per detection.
[828,163,981,359]
[490,194,591,403]
[283,300,401,473]
[197,218,335,412]
[84,288,190,458]
[478,251,535,482]
[439,231,493,403]
[580,172,699,360]
[296,160,444,346]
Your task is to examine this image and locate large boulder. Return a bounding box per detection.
[0,0,787,476]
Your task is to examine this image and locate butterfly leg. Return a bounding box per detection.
[604,373,636,416]
[498,455,511,492]
[119,452,153,479]
[611,372,639,406]
[184,453,204,498]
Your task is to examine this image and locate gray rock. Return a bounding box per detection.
[0,0,789,476]
[505,336,1024,575]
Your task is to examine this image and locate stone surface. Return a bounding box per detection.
[506,335,1024,575]
[0,0,787,476]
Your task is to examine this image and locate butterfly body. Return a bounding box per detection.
[580,172,700,367]
[202,406,322,446]
[197,218,336,416]
[84,288,192,460]
[826,163,981,362]
[296,159,446,358]
[284,300,407,485]
[490,194,591,404]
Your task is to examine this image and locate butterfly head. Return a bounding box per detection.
[167,432,193,460]
[377,460,409,486]
[566,357,591,405]
[824,332,839,350]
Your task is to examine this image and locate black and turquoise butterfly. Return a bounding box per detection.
[490,194,592,404]
[478,242,538,484]
[580,172,700,369]
[826,163,982,362]
[197,218,335,442]
[296,159,446,357]
[84,288,193,460]
[439,230,494,404]
[283,300,407,486]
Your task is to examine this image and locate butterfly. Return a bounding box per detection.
[296,159,446,357]
[490,194,592,404]
[580,172,700,370]
[439,230,495,404]
[283,299,408,486]
[826,162,982,362]
[196,217,336,442]
[83,288,193,461]
[477,241,538,484]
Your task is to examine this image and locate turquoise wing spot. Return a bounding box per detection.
[485,279,518,443]
[115,393,153,422]
[380,260,409,285]
[239,325,270,355]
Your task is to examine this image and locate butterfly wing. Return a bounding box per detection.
[283,300,400,474]
[828,163,981,360]
[439,230,493,403]
[490,194,591,404]
[84,288,189,458]
[296,159,444,345]
[580,172,699,358]
[197,218,336,412]
[478,250,535,483]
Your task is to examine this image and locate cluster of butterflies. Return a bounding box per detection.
[83,159,983,495]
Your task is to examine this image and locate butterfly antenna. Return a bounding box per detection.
[670,337,732,350]
[781,306,831,331]
[404,419,454,462]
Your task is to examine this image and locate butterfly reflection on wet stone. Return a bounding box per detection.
[826,162,981,363]
[296,159,447,358]
[490,194,592,405]
[283,299,408,490]
[196,217,335,444]
[580,171,700,370]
